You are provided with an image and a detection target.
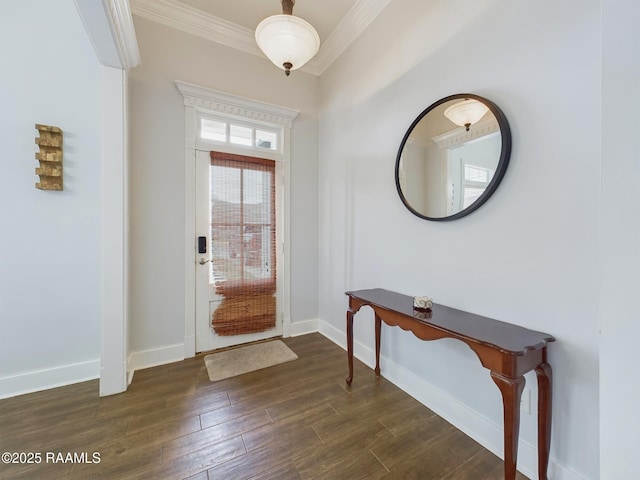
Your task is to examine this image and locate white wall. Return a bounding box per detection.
[600,0,640,478]
[128,17,320,359]
[318,1,600,478]
[4,2,636,476]
[0,0,103,397]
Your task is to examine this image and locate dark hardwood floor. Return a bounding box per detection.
[0,333,527,479]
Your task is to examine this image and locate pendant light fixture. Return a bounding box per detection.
[255,0,320,76]
[444,99,489,131]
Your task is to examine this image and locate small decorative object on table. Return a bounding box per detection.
[413,296,433,312]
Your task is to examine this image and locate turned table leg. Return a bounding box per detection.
[535,362,553,480]
[346,309,354,386]
[491,372,525,480]
[374,313,382,376]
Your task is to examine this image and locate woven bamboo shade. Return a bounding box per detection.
[210,152,276,336]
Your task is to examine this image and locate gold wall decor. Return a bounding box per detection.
[35,124,63,190]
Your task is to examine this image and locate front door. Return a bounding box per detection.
[195,150,282,352]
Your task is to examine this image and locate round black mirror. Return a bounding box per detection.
[395,93,511,221]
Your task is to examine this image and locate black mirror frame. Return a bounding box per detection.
[395,93,511,221]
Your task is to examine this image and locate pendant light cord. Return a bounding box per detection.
[282,0,294,15]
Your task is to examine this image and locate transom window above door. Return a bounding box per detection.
[199,114,279,152]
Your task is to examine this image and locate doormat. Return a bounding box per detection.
[203,340,298,382]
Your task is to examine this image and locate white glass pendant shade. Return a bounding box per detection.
[255,14,320,75]
[444,99,489,131]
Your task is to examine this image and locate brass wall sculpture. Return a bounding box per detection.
[35,124,63,191]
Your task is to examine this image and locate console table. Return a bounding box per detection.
[345,288,555,480]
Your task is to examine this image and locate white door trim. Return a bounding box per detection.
[75,0,139,397]
[176,81,298,358]
[100,66,128,396]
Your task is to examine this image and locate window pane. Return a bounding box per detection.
[230,124,252,146]
[211,165,241,207]
[210,159,275,285]
[462,187,485,209]
[464,165,489,182]
[256,129,277,150]
[211,165,242,285]
[243,169,271,225]
[201,119,226,142]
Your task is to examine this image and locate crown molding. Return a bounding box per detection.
[75,0,140,70]
[431,117,500,149]
[131,0,261,58]
[131,0,391,77]
[103,0,141,69]
[312,0,392,75]
[176,81,299,128]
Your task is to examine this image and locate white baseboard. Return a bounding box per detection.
[124,321,319,382]
[99,359,128,397]
[128,343,185,372]
[288,318,319,337]
[0,359,100,400]
[126,353,135,386]
[184,333,196,359]
[318,319,588,480]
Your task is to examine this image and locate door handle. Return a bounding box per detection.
[199,258,211,265]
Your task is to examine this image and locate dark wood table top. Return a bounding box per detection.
[346,288,555,355]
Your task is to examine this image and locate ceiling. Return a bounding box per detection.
[178,0,357,42]
[130,0,392,76]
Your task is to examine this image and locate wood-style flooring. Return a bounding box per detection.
[0,333,527,479]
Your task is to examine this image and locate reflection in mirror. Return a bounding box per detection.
[396,94,510,221]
